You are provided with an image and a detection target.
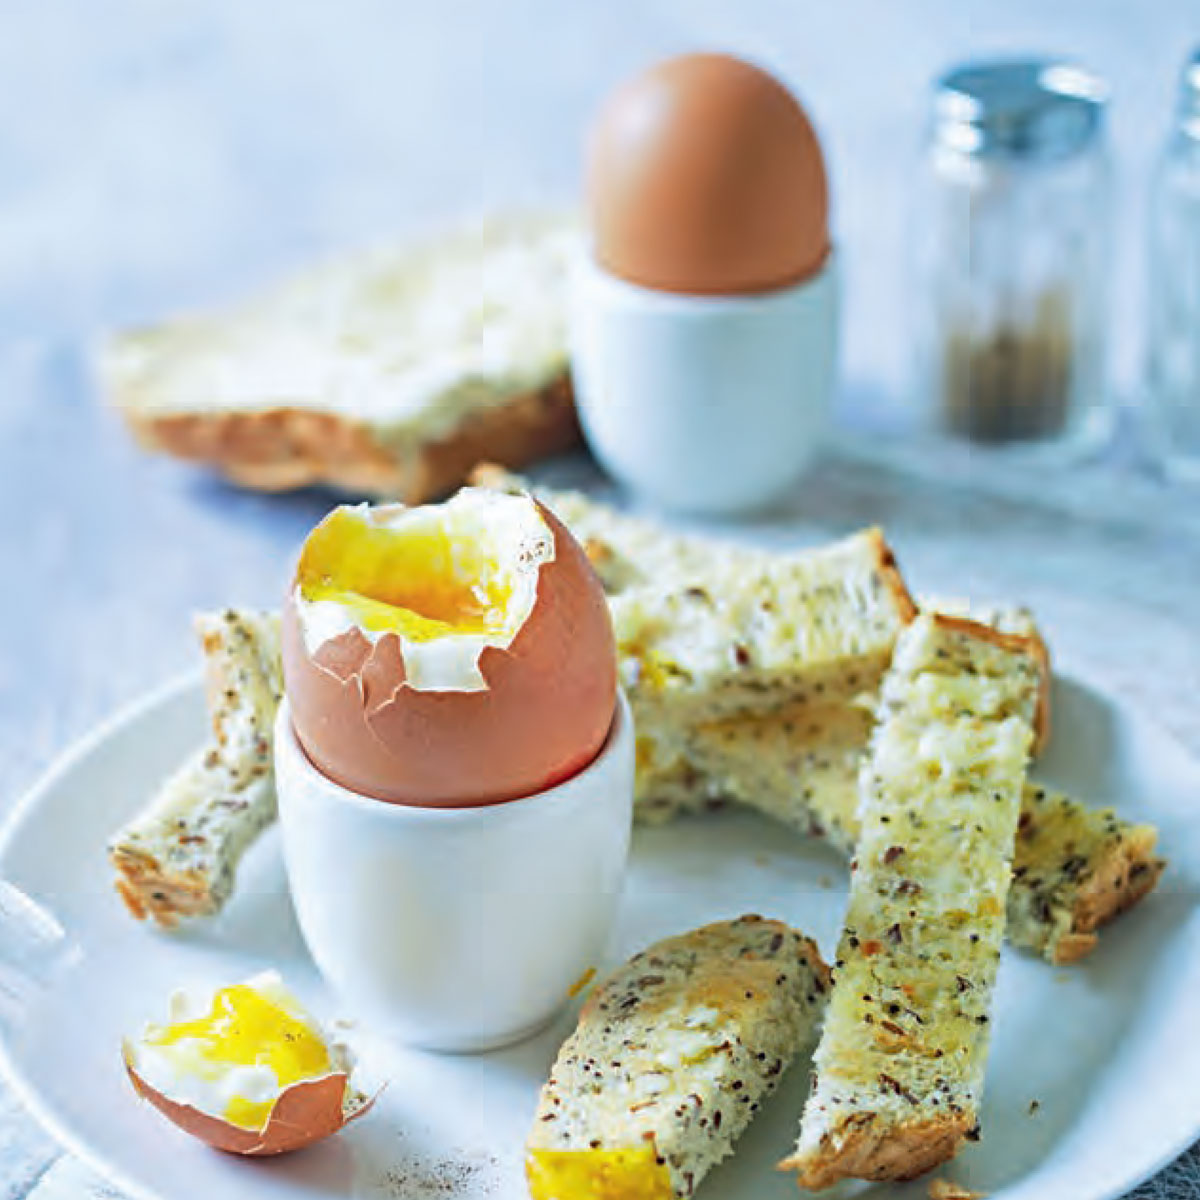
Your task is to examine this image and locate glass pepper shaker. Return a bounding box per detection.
[1144,47,1200,483]
[912,60,1113,455]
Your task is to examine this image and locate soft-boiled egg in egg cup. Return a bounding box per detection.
[123,971,373,1156]
[281,486,617,806]
[572,53,839,514]
[276,487,634,1051]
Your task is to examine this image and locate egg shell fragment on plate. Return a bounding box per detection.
[124,1056,374,1156]
[121,972,377,1156]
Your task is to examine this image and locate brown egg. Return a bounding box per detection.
[587,53,830,295]
[282,488,618,807]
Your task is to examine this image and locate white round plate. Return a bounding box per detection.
[0,673,1197,1200]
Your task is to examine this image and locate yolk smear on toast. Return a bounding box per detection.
[526,1147,674,1200]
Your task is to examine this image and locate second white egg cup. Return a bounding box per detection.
[274,691,633,1053]
[571,253,839,515]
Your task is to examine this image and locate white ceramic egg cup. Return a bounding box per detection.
[571,252,839,514]
[274,690,633,1053]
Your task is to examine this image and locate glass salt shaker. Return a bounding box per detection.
[912,60,1113,456]
[1144,47,1200,483]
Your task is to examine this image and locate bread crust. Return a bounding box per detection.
[112,828,219,926]
[865,527,919,627]
[925,612,1039,658]
[779,1113,974,1188]
[120,374,579,501]
[1026,626,1052,753]
[924,605,1052,750]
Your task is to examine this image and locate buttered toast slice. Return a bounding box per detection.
[102,214,580,499]
[526,916,830,1200]
[109,610,282,927]
[782,616,1041,1188]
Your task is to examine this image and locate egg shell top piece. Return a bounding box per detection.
[587,52,830,296]
[282,494,618,807]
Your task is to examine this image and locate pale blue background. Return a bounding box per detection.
[1,1,1196,395]
[1,3,1198,1197]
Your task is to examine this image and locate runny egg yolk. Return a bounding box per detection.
[297,507,513,643]
[141,984,332,1130]
[526,1147,673,1200]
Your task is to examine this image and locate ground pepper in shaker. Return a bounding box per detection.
[1144,47,1200,484]
[912,60,1113,455]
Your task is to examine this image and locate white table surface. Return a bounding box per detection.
[1,3,1198,1198]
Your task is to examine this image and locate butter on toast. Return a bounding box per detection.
[526,916,829,1200]
[102,214,580,500]
[610,527,916,726]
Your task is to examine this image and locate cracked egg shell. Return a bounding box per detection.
[122,972,375,1156]
[281,488,618,807]
[124,1060,372,1156]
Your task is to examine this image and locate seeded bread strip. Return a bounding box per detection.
[526,916,830,1200]
[1007,786,1164,962]
[631,701,870,838]
[782,615,1041,1188]
[108,610,282,928]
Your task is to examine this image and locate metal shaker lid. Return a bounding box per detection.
[934,59,1107,161]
